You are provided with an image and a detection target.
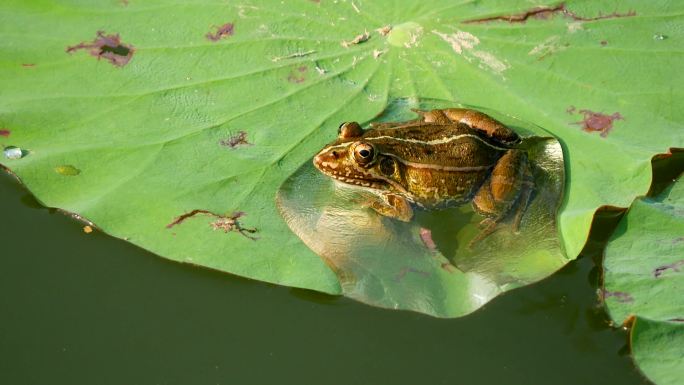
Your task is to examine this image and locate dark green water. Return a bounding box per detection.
[0,171,647,385]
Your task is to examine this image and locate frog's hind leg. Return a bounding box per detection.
[469,150,533,247]
[414,108,521,145]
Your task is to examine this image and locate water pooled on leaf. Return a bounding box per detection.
[3,146,24,160]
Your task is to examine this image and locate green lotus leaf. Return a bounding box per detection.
[631,317,684,385]
[604,175,684,384]
[1,0,683,315]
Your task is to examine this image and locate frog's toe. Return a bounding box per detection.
[478,217,496,229]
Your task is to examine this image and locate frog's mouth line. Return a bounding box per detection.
[318,168,385,189]
[315,165,414,197]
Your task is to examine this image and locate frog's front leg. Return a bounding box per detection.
[366,193,413,222]
[470,149,533,246]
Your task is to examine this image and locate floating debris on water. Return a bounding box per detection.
[3,146,23,160]
[54,165,81,176]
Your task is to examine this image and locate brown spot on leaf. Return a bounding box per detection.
[219,131,252,149]
[462,3,636,24]
[600,40,608,46]
[0,129,10,137]
[376,25,392,36]
[602,290,634,303]
[572,109,623,137]
[167,209,257,240]
[341,30,370,48]
[206,23,235,42]
[566,105,576,114]
[21,63,35,68]
[654,259,684,278]
[287,66,308,83]
[66,31,135,67]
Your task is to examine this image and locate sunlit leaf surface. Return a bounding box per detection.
[1,0,683,309]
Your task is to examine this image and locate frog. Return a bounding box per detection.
[312,108,534,245]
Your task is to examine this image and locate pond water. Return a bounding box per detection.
[0,171,647,384]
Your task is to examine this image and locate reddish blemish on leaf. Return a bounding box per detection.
[573,109,623,137]
[206,23,235,42]
[66,31,135,67]
[602,290,634,303]
[654,259,684,278]
[287,66,308,83]
[167,209,257,240]
[0,129,10,137]
[462,3,636,24]
[419,228,437,251]
[219,131,252,149]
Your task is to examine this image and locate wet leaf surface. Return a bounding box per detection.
[0,1,683,301]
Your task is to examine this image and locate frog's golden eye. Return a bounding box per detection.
[353,142,375,164]
[338,122,364,139]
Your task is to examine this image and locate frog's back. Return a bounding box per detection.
[363,123,510,207]
[362,123,507,167]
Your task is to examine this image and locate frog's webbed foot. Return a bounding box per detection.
[469,149,534,248]
[365,193,413,222]
[413,108,521,145]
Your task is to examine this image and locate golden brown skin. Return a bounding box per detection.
[313,108,533,242]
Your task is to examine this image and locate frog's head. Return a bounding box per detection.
[313,122,409,195]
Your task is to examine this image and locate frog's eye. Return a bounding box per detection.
[338,122,364,139]
[353,142,375,164]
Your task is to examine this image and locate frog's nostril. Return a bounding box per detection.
[332,151,339,159]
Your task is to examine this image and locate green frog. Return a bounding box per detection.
[312,108,534,244]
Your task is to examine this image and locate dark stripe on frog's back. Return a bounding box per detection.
[363,124,506,167]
